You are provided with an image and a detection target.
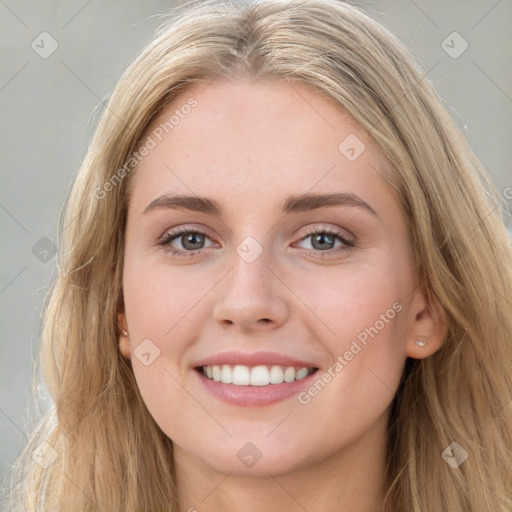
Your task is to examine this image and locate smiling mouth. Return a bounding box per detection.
[197,364,318,386]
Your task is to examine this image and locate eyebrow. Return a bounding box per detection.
[142,192,378,217]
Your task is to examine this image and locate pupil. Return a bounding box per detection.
[184,233,203,249]
[313,233,333,250]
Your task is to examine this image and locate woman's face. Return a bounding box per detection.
[121,78,441,477]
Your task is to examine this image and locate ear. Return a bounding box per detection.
[405,283,448,359]
[117,311,132,360]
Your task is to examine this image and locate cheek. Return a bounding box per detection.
[123,257,207,341]
[294,262,408,413]
[122,257,229,430]
[295,259,408,347]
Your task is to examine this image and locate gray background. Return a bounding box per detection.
[1,0,511,486]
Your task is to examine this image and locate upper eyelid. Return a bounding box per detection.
[160,225,353,248]
[159,225,217,243]
[161,223,350,237]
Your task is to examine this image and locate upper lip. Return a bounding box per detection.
[193,351,318,369]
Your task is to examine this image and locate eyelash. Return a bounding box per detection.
[156,226,355,259]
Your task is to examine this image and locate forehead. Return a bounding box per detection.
[128,78,393,215]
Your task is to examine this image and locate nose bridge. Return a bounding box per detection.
[233,235,271,292]
[212,234,289,329]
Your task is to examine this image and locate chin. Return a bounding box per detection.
[179,430,314,478]
[199,449,304,478]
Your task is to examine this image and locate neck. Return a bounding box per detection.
[174,412,391,512]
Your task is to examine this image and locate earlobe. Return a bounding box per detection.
[117,312,132,360]
[119,336,132,360]
[406,286,448,360]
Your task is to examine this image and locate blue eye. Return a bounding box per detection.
[296,228,353,252]
[157,229,214,257]
[156,227,354,258]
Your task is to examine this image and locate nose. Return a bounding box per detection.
[212,243,290,332]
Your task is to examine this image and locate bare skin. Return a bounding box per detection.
[118,77,446,512]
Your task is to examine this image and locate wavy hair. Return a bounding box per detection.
[4,0,512,510]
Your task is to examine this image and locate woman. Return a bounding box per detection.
[5,0,512,510]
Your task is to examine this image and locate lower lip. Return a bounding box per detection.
[195,369,318,407]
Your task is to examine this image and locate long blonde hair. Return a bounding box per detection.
[4,0,512,510]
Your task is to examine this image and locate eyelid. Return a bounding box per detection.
[292,226,355,254]
[157,223,356,257]
[157,224,218,249]
[299,224,355,243]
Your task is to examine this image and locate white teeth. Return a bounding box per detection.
[295,367,309,380]
[250,365,270,386]
[269,365,284,384]
[201,364,315,386]
[232,365,250,385]
[221,364,232,384]
[283,367,296,383]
